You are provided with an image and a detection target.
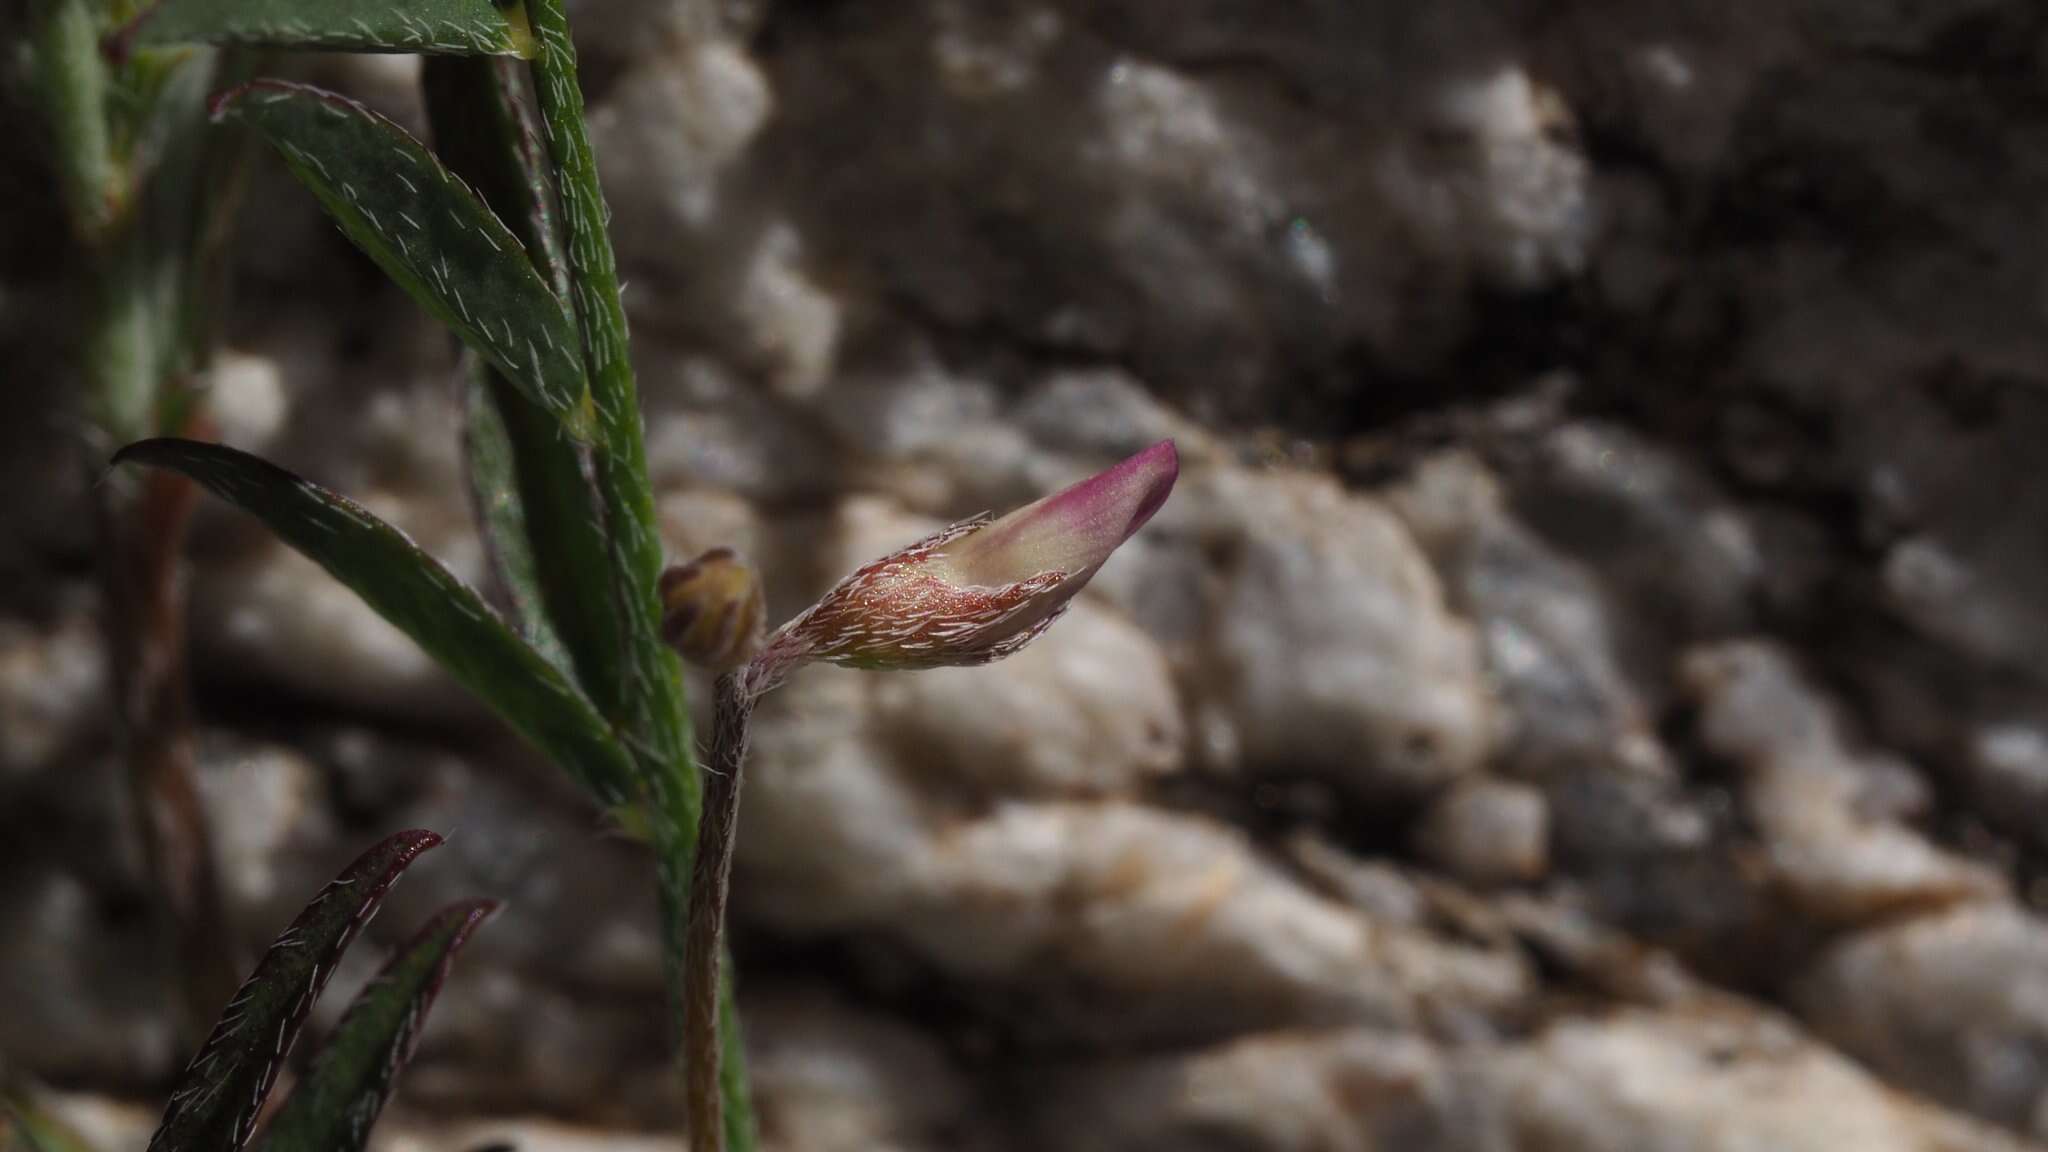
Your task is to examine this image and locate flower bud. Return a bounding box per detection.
[763,440,1177,674]
[659,547,766,671]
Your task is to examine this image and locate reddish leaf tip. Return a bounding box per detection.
[402,899,500,997]
[207,82,253,122]
[384,828,445,859]
[416,897,501,952]
[449,897,502,929]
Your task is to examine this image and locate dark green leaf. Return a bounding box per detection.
[422,57,632,744]
[420,58,567,297]
[259,901,498,1152]
[521,10,755,1144]
[145,830,442,1152]
[212,81,594,440]
[113,438,638,809]
[460,359,570,669]
[129,0,534,57]
[523,0,693,758]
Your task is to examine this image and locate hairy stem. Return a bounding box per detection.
[521,0,685,753]
[518,9,755,1143]
[685,672,754,1152]
[36,2,235,1035]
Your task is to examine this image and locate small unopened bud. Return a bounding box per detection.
[659,547,766,671]
[762,440,1177,674]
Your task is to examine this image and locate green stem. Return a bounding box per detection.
[515,14,757,1145]
[521,0,681,747]
[86,222,160,445]
[422,58,619,693]
[32,0,119,243]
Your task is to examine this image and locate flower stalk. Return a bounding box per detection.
[683,668,759,1151]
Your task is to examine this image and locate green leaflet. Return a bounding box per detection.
[212,81,595,440]
[144,831,443,1152]
[257,902,498,1152]
[130,0,534,57]
[113,438,638,810]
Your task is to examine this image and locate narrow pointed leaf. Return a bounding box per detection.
[129,0,535,57]
[460,359,569,669]
[113,438,637,809]
[421,58,567,298]
[212,81,594,440]
[525,0,694,757]
[425,57,627,707]
[259,901,498,1152]
[523,9,757,1143]
[145,830,443,1152]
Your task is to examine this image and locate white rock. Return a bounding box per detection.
[740,670,1530,1036]
[640,353,845,501]
[1012,367,1216,462]
[187,370,490,721]
[1037,1006,2026,1152]
[1382,66,1595,287]
[1115,464,1494,796]
[900,800,1530,1036]
[1391,448,1666,783]
[1492,1007,2029,1152]
[592,39,773,234]
[0,865,178,1084]
[1029,1028,1456,1152]
[0,595,106,780]
[744,987,967,1152]
[865,602,1182,798]
[739,664,933,932]
[659,486,767,568]
[194,736,330,913]
[1797,904,2048,1138]
[1885,534,2048,676]
[1968,722,2048,846]
[1681,641,2003,925]
[1413,777,1549,888]
[931,1,1064,99]
[1519,420,1763,641]
[191,536,475,720]
[730,223,842,398]
[32,1093,155,1152]
[205,349,290,452]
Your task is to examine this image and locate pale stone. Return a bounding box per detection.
[0,595,105,779]
[1413,777,1550,888]
[1798,904,2048,1138]
[1682,640,2003,925]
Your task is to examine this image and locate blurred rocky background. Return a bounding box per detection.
[7,0,2048,1148]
